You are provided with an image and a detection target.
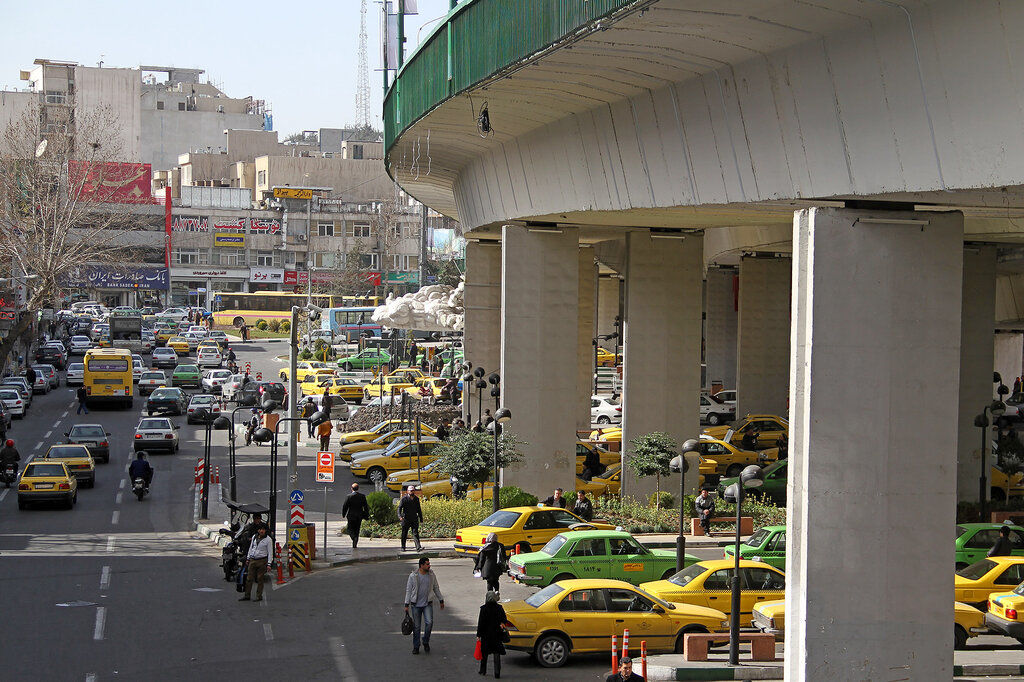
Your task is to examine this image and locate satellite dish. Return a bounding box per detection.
[34,139,48,158]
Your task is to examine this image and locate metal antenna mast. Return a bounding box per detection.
[356,0,371,128]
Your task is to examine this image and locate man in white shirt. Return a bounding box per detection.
[239,525,273,602]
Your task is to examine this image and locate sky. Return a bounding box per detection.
[0,0,453,136]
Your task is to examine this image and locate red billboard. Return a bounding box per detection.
[68,161,153,204]
[283,270,309,286]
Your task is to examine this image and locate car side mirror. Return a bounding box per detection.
[652,605,665,614]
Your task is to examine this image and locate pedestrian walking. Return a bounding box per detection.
[988,524,1016,557]
[25,366,35,388]
[76,385,89,414]
[541,487,567,509]
[239,524,272,602]
[302,398,316,437]
[322,392,333,415]
[341,482,369,548]
[606,656,644,682]
[476,590,508,677]
[399,485,424,551]
[473,533,507,594]
[695,488,716,535]
[1015,377,1022,394]
[408,341,418,366]
[404,557,444,654]
[572,490,594,521]
[317,418,333,451]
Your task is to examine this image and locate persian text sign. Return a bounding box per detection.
[65,266,169,291]
[249,218,281,234]
[172,215,209,232]
[68,161,152,204]
[214,233,246,247]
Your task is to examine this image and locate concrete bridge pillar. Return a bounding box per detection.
[596,276,621,351]
[958,246,996,503]
[704,266,737,392]
[463,240,501,425]
[620,231,702,500]
[787,207,963,681]
[736,256,791,418]
[499,225,579,497]
[577,247,597,431]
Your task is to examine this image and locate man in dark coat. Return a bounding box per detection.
[398,486,424,552]
[341,482,369,548]
[988,524,1016,557]
[572,491,594,521]
[473,532,507,594]
[476,591,507,678]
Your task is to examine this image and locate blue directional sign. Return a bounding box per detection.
[290,529,301,541]
[289,489,304,504]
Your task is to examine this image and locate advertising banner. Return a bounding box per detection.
[65,266,170,291]
[67,161,153,204]
[172,215,209,233]
[283,270,310,286]
[249,218,281,234]
[249,267,284,284]
[211,217,247,231]
[214,233,246,247]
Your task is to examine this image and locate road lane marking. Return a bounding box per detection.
[0,490,7,502]
[119,479,125,490]
[61,411,68,419]
[263,624,274,641]
[93,607,106,640]
[33,443,42,451]
[111,511,119,525]
[85,675,96,682]
[44,430,52,439]
[115,492,122,504]
[106,536,115,552]
[99,566,110,590]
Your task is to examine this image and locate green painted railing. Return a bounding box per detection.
[384,0,636,150]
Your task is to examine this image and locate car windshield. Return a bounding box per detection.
[210,371,231,378]
[48,445,87,458]
[761,459,786,476]
[540,535,568,556]
[151,389,180,399]
[957,559,997,580]
[525,584,565,608]
[191,396,214,404]
[72,336,90,342]
[138,418,171,429]
[70,425,105,437]
[141,372,164,380]
[0,389,19,400]
[745,528,772,547]
[668,563,709,587]
[67,364,84,372]
[26,464,66,477]
[479,510,522,529]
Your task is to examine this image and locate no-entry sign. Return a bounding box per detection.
[316,451,335,482]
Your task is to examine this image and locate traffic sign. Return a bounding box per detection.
[316,451,335,483]
[290,528,300,541]
[290,505,305,526]
[215,295,222,303]
[289,489,304,504]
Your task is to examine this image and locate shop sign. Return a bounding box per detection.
[65,266,170,291]
[214,233,246,247]
[249,218,281,234]
[283,271,310,286]
[250,267,285,284]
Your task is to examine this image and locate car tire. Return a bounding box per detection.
[597,415,610,425]
[954,625,968,650]
[342,363,353,372]
[675,626,709,653]
[368,467,387,485]
[174,442,179,453]
[726,464,743,478]
[64,495,74,510]
[708,413,722,426]
[148,410,154,416]
[86,478,95,489]
[534,633,570,668]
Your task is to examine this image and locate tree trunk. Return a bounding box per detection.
[0,314,35,374]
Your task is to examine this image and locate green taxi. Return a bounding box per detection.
[723,525,786,571]
[717,459,788,506]
[955,523,1024,569]
[507,530,697,588]
[170,363,201,388]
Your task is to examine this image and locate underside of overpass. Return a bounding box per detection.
[384,1,1024,678]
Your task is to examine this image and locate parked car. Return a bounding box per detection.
[1,378,33,408]
[337,349,392,371]
[0,387,25,418]
[590,395,621,425]
[700,392,735,426]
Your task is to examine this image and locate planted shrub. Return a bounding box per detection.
[499,486,538,509]
[366,491,397,525]
[255,319,269,330]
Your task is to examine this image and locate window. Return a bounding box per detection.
[558,589,607,612]
[314,252,336,268]
[284,251,297,265]
[550,509,582,528]
[256,251,274,267]
[173,248,207,265]
[608,537,644,556]
[523,511,554,531]
[607,589,654,613]
[317,222,335,237]
[351,144,363,159]
[745,567,785,591]
[355,253,379,269]
[569,539,607,557]
[407,255,418,271]
[996,564,1024,585]
[156,101,165,110]
[766,532,786,552]
[702,569,734,591]
[178,102,186,111]
[211,249,245,266]
[257,170,267,186]
[965,530,1003,550]
[347,222,371,238]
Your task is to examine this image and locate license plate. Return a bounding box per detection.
[35,483,53,489]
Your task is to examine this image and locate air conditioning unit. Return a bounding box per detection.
[298,234,307,241]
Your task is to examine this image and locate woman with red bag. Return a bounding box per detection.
[475,591,508,677]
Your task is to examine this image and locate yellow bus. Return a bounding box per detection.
[83,348,134,408]
[211,292,383,327]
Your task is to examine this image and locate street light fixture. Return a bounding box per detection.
[492,406,512,513]
[222,405,253,501]
[670,439,700,572]
[722,465,764,666]
[194,407,230,519]
[975,372,1008,523]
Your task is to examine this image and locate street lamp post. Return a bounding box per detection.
[975,373,1009,522]
[491,407,512,513]
[723,465,764,666]
[670,439,701,572]
[194,408,233,518]
[225,404,254,501]
[462,367,475,426]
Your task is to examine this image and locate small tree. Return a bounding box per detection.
[431,430,525,492]
[626,432,679,509]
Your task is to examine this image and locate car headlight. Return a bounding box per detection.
[721,620,730,628]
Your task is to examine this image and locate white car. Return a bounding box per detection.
[132,358,145,382]
[133,417,179,453]
[300,393,350,421]
[700,392,736,426]
[181,332,205,351]
[196,346,222,368]
[0,387,25,418]
[65,362,85,386]
[202,369,233,394]
[186,394,221,424]
[221,373,246,402]
[591,395,622,425]
[90,323,109,341]
[138,370,167,396]
[187,326,209,338]
[68,335,92,355]
[715,389,737,406]
[151,347,179,369]
[206,330,229,347]
[1,378,32,407]
[303,329,336,346]
[157,308,188,323]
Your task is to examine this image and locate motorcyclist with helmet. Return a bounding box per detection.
[0,439,20,484]
[128,451,154,490]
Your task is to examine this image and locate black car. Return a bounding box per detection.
[35,344,67,369]
[146,387,188,416]
[236,381,287,407]
[64,423,111,463]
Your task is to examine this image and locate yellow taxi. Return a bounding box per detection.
[279,361,332,383]
[589,426,621,443]
[406,376,455,400]
[639,559,785,624]
[991,464,1024,500]
[420,478,494,499]
[503,578,729,668]
[703,415,789,449]
[339,419,436,447]
[298,369,337,389]
[348,441,441,485]
[590,463,622,496]
[956,557,1024,608]
[305,376,365,404]
[596,347,621,367]
[363,375,416,400]
[153,324,175,344]
[386,459,449,491]
[339,428,435,460]
[696,436,779,478]
[167,337,190,355]
[455,506,615,555]
[40,443,96,488]
[985,582,1024,643]
[753,599,988,649]
[576,442,620,476]
[388,368,430,386]
[17,460,78,509]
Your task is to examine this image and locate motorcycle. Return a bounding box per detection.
[0,462,17,488]
[219,501,271,583]
[132,477,148,501]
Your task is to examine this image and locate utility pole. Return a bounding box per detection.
[286,306,299,527]
[356,0,371,129]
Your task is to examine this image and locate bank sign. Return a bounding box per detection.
[214,233,246,247]
[66,266,170,290]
